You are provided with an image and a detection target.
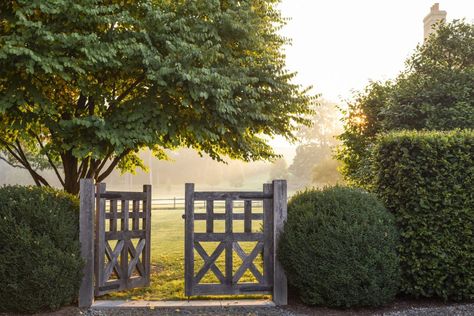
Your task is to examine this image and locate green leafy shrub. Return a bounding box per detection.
[374,130,474,300]
[0,186,82,313]
[278,186,400,307]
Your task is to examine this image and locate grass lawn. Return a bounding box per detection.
[104,205,267,301]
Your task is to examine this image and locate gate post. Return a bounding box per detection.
[79,179,95,308]
[184,183,195,296]
[273,179,288,305]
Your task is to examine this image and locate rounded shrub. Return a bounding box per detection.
[0,186,83,313]
[278,186,400,308]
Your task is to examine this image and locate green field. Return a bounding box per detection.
[104,206,266,300]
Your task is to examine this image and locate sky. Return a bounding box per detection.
[267,1,474,158]
[278,0,474,103]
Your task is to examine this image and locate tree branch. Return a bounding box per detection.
[87,97,95,115]
[109,74,145,111]
[77,93,87,110]
[14,140,50,187]
[0,139,28,167]
[86,159,99,179]
[97,150,131,182]
[34,134,65,187]
[96,150,114,175]
[0,155,26,169]
[78,156,91,180]
[1,139,50,187]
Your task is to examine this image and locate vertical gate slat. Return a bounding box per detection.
[225,198,233,286]
[120,200,129,288]
[184,183,195,296]
[244,200,252,233]
[132,200,140,230]
[143,185,152,286]
[110,200,117,232]
[206,199,214,233]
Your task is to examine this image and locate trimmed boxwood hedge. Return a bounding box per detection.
[0,186,83,313]
[278,186,400,308]
[373,130,474,300]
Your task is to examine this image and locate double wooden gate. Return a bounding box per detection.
[78,179,287,307]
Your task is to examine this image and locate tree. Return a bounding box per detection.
[312,157,342,186]
[337,20,474,188]
[0,0,313,194]
[289,100,342,184]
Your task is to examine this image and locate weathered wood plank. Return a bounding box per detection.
[194,213,263,221]
[103,240,123,281]
[194,232,264,242]
[132,200,139,230]
[184,183,195,296]
[105,230,146,240]
[232,241,264,284]
[95,277,148,296]
[194,192,272,200]
[193,241,226,284]
[263,183,274,290]
[105,211,146,220]
[192,284,272,296]
[98,191,147,200]
[143,185,152,286]
[110,200,118,231]
[206,199,213,233]
[273,180,288,305]
[244,200,252,233]
[79,179,95,308]
[127,238,146,278]
[225,198,233,287]
[120,199,129,290]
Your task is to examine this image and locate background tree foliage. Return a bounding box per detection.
[337,20,474,188]
[0,0,313,194]
[289,100,342,185]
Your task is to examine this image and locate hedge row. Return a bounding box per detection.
[0,186,83,313]
[373,130,474,300]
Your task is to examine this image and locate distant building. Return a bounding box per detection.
[423,3,447,41]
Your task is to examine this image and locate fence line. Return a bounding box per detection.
[150,198,263,211]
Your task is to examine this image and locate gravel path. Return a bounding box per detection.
[80,302,474,316]
[3,301,474,316]
[82,306,296,316]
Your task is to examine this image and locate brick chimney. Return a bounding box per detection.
[423,3,447,41]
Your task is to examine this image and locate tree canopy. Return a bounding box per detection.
[337,20,474,188]
[0,0,313,194]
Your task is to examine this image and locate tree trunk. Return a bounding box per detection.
[62,151,80,195]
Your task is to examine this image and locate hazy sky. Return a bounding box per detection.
[278,0,474,103]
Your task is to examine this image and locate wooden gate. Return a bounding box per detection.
[94,183,152,295]
[184,180,287,304]
[78,179,152,307]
